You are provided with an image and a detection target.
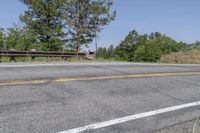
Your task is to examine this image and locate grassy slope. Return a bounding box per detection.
[160,49,200,64]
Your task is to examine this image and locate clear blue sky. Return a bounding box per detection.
[0,0,200,50]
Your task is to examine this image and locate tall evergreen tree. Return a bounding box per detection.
[0,28,4,50]
[115,30,140,61]
[62,0,116,56]
[106,44,115,58]
[20,0,65,51]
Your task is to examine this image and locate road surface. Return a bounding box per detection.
[0,62,200,133]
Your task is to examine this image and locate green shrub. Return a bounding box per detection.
[32,57,67,62]
[134,41,162,62]
[134,46,146,62]
[67,57,87,62]
[0,57,11,62]
[0,56,68,63]
[14,57,32,62]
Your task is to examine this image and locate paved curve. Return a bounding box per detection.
[0,62,200,133]
[0,62,200,81]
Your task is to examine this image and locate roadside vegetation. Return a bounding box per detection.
[96,31,200,64]
[160,49,200,64]
[0,56,92,63]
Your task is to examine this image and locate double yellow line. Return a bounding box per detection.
[1,71,200,87]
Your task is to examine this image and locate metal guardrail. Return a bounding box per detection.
[0,50,95,59]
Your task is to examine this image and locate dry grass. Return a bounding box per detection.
[154,118,200,133]
[160,49,200,64]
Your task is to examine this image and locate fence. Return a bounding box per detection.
[0,50,95,59]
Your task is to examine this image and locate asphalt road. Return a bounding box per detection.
[0,62,200,133]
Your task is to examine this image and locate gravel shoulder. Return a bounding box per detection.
[155,118,200,133]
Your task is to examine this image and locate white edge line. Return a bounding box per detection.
[57,101,200,133]
[0,63,131,68]
[0,62,200,68]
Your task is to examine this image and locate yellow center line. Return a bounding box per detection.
[0,80,49,86]
[0,71,200,86]
[54,71,200,82]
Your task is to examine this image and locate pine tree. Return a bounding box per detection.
[20,0,65,51]
[0,28,4,50]
[62,0,116,56]
[115,30,140,61]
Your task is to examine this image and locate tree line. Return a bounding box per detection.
[96,30,199,62]
[0,0,116,56]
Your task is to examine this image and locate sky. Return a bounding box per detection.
[0,0,200,50]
